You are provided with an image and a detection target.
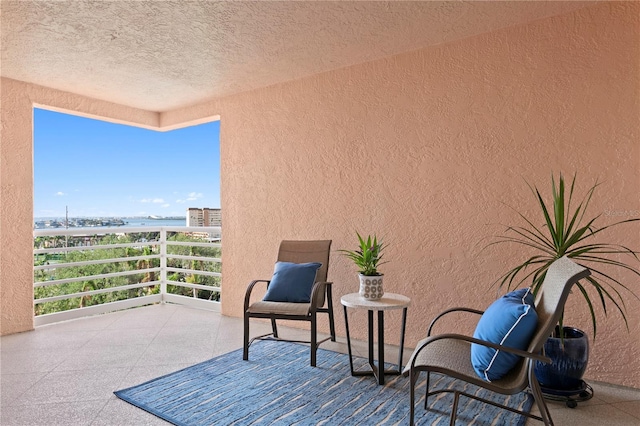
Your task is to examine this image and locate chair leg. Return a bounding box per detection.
[243,313,250,361]
[409,370,417,426]
[271,318,279,338]
[311,314,317,367]
[424,372,431,409]
[328,308,336,342]
[529,366,554,426]
[326,286,336,342]
[450,391,460,426]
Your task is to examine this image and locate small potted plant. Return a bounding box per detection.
[340,232,388,300]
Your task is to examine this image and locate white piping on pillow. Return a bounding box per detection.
[483,288,533,382]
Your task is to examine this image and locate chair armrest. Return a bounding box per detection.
[409,333,551,372]
[244,279,270,311]
[427,307,484,337]
[310,281,332,311]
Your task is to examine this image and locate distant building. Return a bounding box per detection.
[187,208,221,227]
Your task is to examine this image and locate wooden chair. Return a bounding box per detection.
[243,240,336,366]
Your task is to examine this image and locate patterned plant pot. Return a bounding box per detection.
[359,274,384,300]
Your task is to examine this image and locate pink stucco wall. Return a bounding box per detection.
[2,3,639,387]
[0,79,159,335]
[166,2,640,388]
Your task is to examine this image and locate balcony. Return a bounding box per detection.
[3,0,640,402]
[1,227,639,425]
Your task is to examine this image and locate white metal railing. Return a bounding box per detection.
[33,226,221,326]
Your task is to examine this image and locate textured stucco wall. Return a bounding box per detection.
[0,78,159,335]
[2,3,639,387]
[1,80,35,335]
[166,2,640,388]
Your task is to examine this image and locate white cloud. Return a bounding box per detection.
[55,191,66,196]
[186,192,203,201]
[140,198,165,203]
[176,192,204,203]
[162,204,170,208]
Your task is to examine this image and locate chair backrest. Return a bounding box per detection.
[277,240,332,305]
[499,256,590,389]
[529,256,590,354]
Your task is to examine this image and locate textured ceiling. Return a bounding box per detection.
[1,1,593,112]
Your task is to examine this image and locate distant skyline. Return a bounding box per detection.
[34,108,220,218]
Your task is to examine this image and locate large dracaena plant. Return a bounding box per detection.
[487,174,640,338]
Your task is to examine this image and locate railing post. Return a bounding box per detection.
[160,227,167,303]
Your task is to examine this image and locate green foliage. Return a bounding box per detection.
[339,232,387,276]
[486,174,640,338]
[165,232,221,301]
[33,232,222,315]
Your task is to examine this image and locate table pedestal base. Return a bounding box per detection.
[343,306,407,385]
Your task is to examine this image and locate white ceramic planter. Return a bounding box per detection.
[359,274,384,300]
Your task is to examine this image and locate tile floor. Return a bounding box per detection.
[1,304,639,425]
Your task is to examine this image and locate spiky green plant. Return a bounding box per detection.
[339,232,388,276]
[488,174,639,338]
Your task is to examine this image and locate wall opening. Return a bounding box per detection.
[32,107,222,318]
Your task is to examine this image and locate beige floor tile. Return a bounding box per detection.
[2,304,639,426]
[613,400,640,420]
[590,380,640,404]
[545,402,640,425]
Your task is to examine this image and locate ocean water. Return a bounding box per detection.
[122,218,186,227]
[34,217,187,229]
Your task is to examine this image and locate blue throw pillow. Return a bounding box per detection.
[262,261,322,303]
[471,288,538,382]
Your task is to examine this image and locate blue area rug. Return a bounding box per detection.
[115,340,532,425]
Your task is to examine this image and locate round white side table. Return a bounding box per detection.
[340,292,411,385]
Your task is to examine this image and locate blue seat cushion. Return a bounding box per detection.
[471,288,538,381]
[262,261,322,303]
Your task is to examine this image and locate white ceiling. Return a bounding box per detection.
[1,1,593,112]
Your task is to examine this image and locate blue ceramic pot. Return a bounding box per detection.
[534,327,589,390]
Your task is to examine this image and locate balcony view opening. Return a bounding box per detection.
[32,108,222,325]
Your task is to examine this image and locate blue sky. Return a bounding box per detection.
[34,108,220,218]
